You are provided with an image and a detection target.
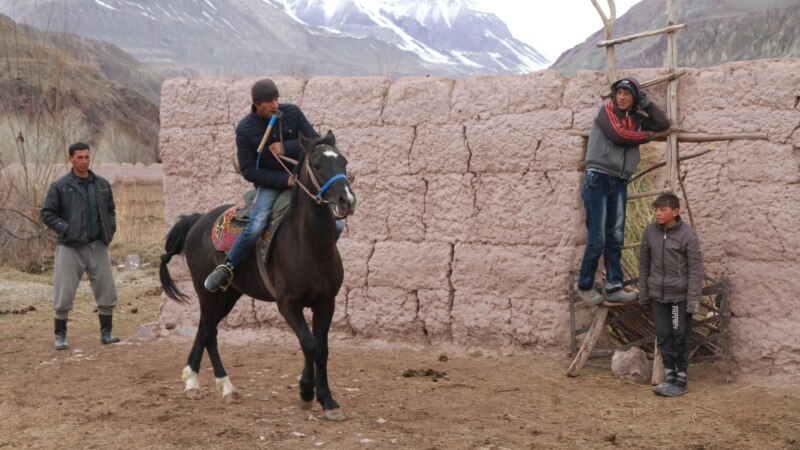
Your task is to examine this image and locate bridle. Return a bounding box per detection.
[272,144,349,205]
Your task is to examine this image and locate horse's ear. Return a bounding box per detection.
[299,133,311,153]
[324,129,335,146]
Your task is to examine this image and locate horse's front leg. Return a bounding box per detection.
[312,300,344,421]
[277,301,319,410]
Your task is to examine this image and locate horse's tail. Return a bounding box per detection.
[160,213,203,303]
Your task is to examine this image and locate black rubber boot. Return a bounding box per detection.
[54,318,68,350]
[99,315,120,345]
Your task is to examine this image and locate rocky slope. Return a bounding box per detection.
[552,0,800,73]
[0,14,160,163]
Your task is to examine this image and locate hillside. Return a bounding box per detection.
[0,0,458,78]
[43,32,164,106]
[0,14,160,163]
[552,0,800,73]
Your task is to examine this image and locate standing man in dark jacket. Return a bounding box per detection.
[578,77,671,305]
[41,142,120,350]
[205,78,335,292]
[639,193,703,397]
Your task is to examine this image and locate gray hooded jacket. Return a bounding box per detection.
[585,77,670,179]
[638,216,704,313]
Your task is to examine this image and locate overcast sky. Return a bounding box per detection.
[472,0,640,61]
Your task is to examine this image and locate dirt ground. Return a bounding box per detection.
[1,266,799,450]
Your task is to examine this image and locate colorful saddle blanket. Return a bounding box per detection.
[210,189,292,252]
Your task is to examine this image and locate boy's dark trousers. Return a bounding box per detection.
[652,300,693,373]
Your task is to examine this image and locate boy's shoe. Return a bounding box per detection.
[651,382,672,395]
[578,288,603,305]
[604,289,638,303]
[659,383,688,397]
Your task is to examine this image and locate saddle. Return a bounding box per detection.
[210,189,292,252]
[210,189,292,297]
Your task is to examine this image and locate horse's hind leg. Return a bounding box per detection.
[311,301,344,421]
[182,322,206,399]
[202,290,242,403]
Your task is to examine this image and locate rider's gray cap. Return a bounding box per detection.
[251,79,279,104]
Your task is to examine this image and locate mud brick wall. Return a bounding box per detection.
[158,59,800,379]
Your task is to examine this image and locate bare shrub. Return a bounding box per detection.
[0,10,92,271]
[95,121,153,164]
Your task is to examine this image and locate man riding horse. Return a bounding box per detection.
[204,78,344,292]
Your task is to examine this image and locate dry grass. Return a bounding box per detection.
[0,178,164,271]
[108,182,164,266]
[621,144,665,281]
[622,175,658,280]
[0,166,60,272]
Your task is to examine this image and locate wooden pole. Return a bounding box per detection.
[564,129,767,142]
[591,0,617,83]
[569,270,578,355]
[628,188,673,201]
[640,70,686,89]
[596,23,686,47]
[567,306,610,377]
[665,0,680,191]
[628,148,712,183]
[651,336,665,385]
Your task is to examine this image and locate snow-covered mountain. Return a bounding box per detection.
[268,0,549,73]
[0,0,547,77]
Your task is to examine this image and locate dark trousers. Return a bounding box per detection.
[652,301,692,373]
[578,171,627,292]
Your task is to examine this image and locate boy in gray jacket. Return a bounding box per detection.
[639,193,703,397]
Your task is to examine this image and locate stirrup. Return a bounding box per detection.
[205,264,234,292]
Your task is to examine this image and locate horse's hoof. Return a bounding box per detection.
[185,388,201,400]
[300,400,313,410]
[324,408,346,421]
[223,391,242,404]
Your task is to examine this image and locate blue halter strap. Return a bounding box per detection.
[316,173,348,201]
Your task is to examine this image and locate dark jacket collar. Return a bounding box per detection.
[655,215,683,232]
[67,169,97,183]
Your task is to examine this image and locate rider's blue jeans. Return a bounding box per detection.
[226,187,346,267]
[227,187,280,267]
[578,171,627,292]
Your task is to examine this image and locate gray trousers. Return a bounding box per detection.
[52,241,117,320]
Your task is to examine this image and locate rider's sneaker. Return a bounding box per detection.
[604,288,638,303]
[204,264,233,292]
[578,288,603,305]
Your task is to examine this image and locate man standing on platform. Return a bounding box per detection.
[577,77,670,305]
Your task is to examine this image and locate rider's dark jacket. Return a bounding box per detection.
[41,170,116,247]
[236,103,319,190]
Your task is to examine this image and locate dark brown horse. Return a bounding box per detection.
[159,131,355,420]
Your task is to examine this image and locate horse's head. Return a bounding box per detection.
[299,130,356,219]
